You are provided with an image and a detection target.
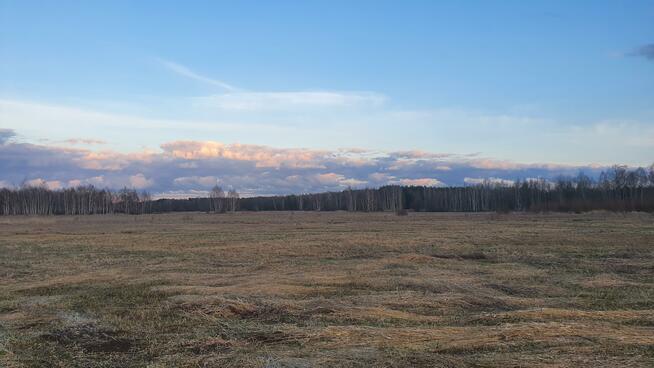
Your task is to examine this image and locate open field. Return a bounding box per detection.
[1,212,653,367]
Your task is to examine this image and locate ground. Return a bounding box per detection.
[0,211,653,367]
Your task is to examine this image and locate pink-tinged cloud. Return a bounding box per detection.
[0,136,609,198]
[312,173,367,187]
[160,141,331,169]
[23,178,63,190]
[129,173,154,189]
[394,178,444,187]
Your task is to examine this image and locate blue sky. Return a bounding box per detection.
[0,1,653,196]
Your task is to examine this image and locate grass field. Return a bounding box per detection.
[1,212,653,367]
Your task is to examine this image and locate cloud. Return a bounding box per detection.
[0,129,16,144]
[311,173,367,188]
[585,121,654,148]
[389,150,456,160]
[4,97,651,168]
[63,138,107,145]
[67,176,106,188]
[0,99,262,133]
[193,91,386,111]
[629,43,654,60]
[173,175,219,188]
[464,177,515,186]
[129,173,154,189]
[156,58,386,111]
[151,189,211,200]
[23,178,63,190]
[161,141,331,168]
[157,58,238,91]
[0,138,610,198]
[394,178,444,187]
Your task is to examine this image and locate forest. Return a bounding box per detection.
[1,165,653,215]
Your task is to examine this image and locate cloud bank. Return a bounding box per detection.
[0,133,606,197]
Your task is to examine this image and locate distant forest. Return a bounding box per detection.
[1,165,653,215]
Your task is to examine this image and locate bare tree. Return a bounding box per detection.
[209,185,225,213]
[227,189,239,212]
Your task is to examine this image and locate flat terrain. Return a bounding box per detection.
[1,212,653,367]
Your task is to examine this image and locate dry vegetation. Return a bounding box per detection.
[1,212,653,367]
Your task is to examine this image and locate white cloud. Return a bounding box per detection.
[156,58,237,91]
[312,173,367,187]
[63,138,107,145]
[3,96,651,168]
[0,99,282,148]
[589,121,654,148]
[156,58,386,111]
[151,189,211,200]
[393,178,444,187]
[464,177,515,186]
[193,91,386,111]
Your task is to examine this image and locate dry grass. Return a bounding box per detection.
[0,211,653,367]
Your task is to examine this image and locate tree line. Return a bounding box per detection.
[0,185,239,216]
[0,187,151,216]
[1,165,653,216]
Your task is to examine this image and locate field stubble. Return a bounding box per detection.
[0,211,653,367]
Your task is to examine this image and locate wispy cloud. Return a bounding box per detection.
[4,98,652,167]
[63,138,107,145]
[156,58,239,91]
[193,91,386,111]
[0,99,290,146]
[628,43,654,61]
[156,58,387,111]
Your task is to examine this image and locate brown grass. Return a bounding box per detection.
[0,211,653,367]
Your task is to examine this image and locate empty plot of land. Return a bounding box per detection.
[1,212,653,367]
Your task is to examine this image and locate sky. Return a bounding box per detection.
[1,1,653,197]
